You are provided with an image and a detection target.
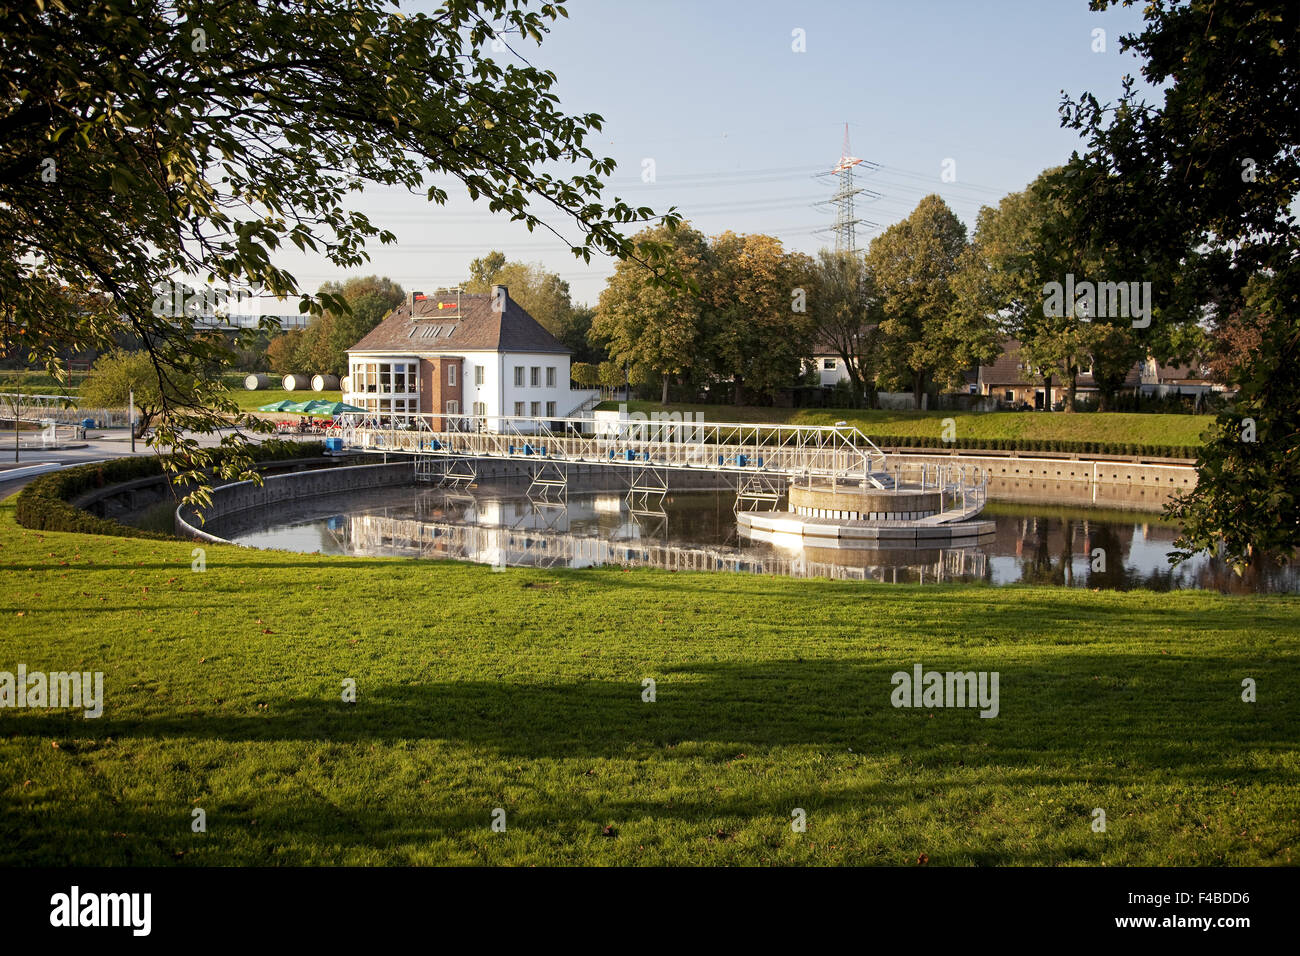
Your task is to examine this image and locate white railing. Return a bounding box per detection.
[338,410,889,486]
[888,461,989,524]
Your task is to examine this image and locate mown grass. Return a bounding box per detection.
[605,401,1209,449]
[0,499,1295,866]
[230,389,341,411]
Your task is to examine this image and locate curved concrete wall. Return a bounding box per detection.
[176,461,412,544]
[789,485,940,521]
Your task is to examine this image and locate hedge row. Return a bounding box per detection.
[869,435,1198,459]
[14,440,325,539]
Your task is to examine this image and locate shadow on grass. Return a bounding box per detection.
[5,656,1295,785]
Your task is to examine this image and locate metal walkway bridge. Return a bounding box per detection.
[339,411,892,491]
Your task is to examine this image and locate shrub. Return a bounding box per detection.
[14,441,325,538]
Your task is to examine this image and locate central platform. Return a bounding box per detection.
[737,511,997,547]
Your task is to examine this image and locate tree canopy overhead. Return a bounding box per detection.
[1,0,675,500]
[1059,0,1299,569]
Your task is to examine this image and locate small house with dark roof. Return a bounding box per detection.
[976,338,1143,409]
[343,286,598,427]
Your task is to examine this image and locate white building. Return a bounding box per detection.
[344,286,598,428]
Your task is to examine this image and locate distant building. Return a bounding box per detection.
[343,286,598,425]
[1138,358,1219,397]
[976,338,1143,409]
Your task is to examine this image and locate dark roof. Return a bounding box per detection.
[1151,361,1211,383]
[980,338,1144,389]
[347,291,569,355]
[978,339,1030,386]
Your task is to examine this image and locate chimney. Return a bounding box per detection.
[492,284,508,313]
[409,291,424,308]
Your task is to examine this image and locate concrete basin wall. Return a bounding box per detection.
[176,461,412,543]
[789,485,941,521]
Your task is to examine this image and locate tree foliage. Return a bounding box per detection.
[592,223,709,404]
[463,253,575,338]
[81,349,195,437]
[868,195,987,404]
[1059,0,1300,566]
[706,232,815,405]
[808,249,882,408]
[1,0,675,503]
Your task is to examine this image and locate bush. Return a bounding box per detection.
[858,433,1198,460]
[14,441,324,538]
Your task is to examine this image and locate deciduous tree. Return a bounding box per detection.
[592,223,709,405]
[1,0,674,504]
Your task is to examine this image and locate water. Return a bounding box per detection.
[203,482,1298,593]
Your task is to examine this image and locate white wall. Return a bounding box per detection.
[499,352,574,419]
[815,355,848,387]
[347,350,594,425]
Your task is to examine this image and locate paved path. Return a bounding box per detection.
[0,427,315,501]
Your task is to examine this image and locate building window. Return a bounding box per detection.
[546,366,556,388]
[448,364,457,387]
[445,400,459,415]
[1004,390,1014,402]
[822,358,836,370]
[514,366,525,387]
[530,366,540,387]
[472,401,486,417]
[530,401,540,417]
[513,402,524,416]
[475,365,484,386]
[546,401,556,417]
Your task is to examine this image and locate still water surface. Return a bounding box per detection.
[196,483,1297,593]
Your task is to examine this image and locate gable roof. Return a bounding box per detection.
[979,338,1144,389]
[347,291,570,355]
[978,338,1031,386]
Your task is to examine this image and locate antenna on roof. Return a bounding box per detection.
[419,287,461,320]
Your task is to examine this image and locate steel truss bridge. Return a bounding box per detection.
[338,411,987,518]
[340,411,890,504]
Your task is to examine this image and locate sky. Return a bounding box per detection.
[270,0,1154,307]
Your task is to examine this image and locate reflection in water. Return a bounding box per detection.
[209,484,1299,593]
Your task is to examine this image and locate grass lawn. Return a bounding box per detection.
[230,389,341,412]
[604,401,1210,449]
[0,498,1295,866]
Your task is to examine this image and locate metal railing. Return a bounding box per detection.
[338,410,891,487]
[888,461,989,524]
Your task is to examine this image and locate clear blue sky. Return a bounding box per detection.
[275,0,1151,306]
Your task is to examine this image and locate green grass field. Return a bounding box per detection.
[230,389,342,412]
[604,402,1210,449]
[1,497,1295,866]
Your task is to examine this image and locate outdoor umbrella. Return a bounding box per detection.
[257,399,298,412]
[301,400,367,416]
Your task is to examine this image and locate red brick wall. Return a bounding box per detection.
[442,357,463,412]
[418,356,463,414]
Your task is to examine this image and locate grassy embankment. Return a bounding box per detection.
[0,497,1295,866]
[603,402,1209,453]
[229,389,342,412]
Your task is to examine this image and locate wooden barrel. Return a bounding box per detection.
[243,373,272,390]
[311,374,340,392]
[282,374,307,391]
